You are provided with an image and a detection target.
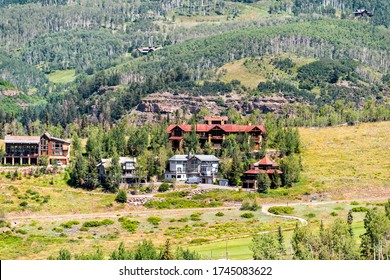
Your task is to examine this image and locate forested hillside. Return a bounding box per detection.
[0,0,390,132]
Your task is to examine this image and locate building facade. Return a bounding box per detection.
[97,157,138,184]
[164,154,219,184]
[3,132,70,166]
[166,116,265,151]
[242,156,282,189]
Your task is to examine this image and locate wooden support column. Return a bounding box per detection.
[28,157,31,165]
[20,157,22,165]
[12,156,14,165]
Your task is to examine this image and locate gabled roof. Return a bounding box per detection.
[4,135,40,144]
[168,154,219,162]
[166,124,266,134]
[98,157,137,168]
[41,132,71,144]
[257,156,276,166]
[193,155,219,162]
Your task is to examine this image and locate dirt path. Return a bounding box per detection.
[6,196,387,224]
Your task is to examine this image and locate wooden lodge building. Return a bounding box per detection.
[3,132,71,166]
[242,156,282,189]
[166,116,266,151]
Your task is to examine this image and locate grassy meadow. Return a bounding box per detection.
[47,70,76,84]
[299,121,390,199]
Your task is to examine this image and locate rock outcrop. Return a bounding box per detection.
[130,92,291,124]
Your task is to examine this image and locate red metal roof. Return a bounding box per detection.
[258,156,275,166]
[244,169,282,175]
[166,124,266,134]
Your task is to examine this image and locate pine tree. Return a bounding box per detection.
[69,152,86,186]
[277,225,285,254]
[257,172,271,194]
[160,239,174,260]
[271,170,282,189]
[347,210,354,236]
[103,151,122,193]
[83,156,99,190]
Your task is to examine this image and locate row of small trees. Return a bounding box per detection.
[49,239,199,260]
[251,201,390,260]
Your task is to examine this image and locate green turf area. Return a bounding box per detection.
[47,70,76,84]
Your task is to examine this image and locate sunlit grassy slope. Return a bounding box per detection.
[299,121,390,199]
[47,70,76,84]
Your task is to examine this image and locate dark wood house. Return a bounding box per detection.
[353,9,373,17]
[3,132,70,166]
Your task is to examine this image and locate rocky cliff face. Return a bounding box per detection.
[130,92,291,124]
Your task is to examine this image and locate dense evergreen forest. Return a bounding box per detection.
[0,0,389,133]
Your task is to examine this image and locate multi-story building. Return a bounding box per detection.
[164,154,219,184]
[3,132,70,165]
[97,157,138,184]
[242,156,282,189]
[166,116,265,151]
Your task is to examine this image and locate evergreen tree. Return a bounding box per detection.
[115,189,128,203]
[271,170,282,189]
[183,124,199,154]
[160,239,174,260]
[110,242,133,260]
[257,172,271,194]
[83,156,99,190]
[384,199,390,220]
[134,240,159,260]
[69,152,86,186]
[277,225,285,254]
[280,154,301,187]
[347,210,354,236]
[103,151,122,193]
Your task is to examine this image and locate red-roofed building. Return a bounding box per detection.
[242,156,282,189]
[166,116,265,151]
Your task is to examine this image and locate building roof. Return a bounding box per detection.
[169,154,219,162]
[41,132,70,144]
[166,124,266,134]
[98,157,137,168]
[204,116,228,121]
[244,169,283,175]
[257,156,277,166]
[4,135,40,144]
[193,155,219,162]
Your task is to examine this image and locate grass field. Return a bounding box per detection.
[217,55,316,88]
[47,70,76,84]
[299,121,390,199]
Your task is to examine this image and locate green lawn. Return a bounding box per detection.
[47,70,76,84]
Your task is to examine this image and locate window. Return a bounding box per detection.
[52,142,63,150]
[177,175,181,179]
[177,167,182,172]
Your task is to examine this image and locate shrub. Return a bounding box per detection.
[304,213,316,219]
[177,217,189,222]
[52,227,64,233]
[190,238,209,244]
[115,190,128,203]
[158,183,170,192]
[190,213,202,221]
[351,207,369,212]
[240,212,254,219]
[16,229,27,235]
[268,206,294,215]
[118,217,139,233]
[0,220,11,228]
[240,199,260,211]
[147,216,162,226]
[334,206,344,210]
[215,212,225,217]
[60,220,80,229]
[82,219,114,228]
[19,201,28,207]
[330,211,338,216]
[350,201,360,205]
